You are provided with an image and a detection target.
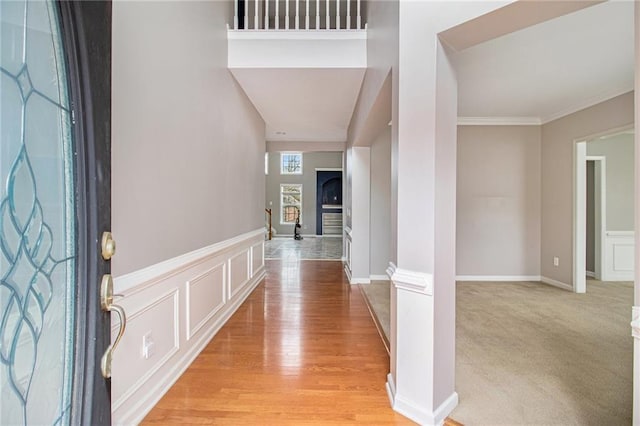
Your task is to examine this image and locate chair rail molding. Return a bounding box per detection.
[632,306,640,340]
[390,266,433,296]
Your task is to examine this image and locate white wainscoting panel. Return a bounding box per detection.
[603,231,634,281]
[229,250,250,298]
[344,226,353,281]
[251,242,264,276]
[186,263,226,340]
[111,289,180,409]
[111,229,265,425]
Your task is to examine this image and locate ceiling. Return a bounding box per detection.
[455,0,635,123]
[231,68,365,142]
[232,1,634,144]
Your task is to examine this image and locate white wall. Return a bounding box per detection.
[265,151,342,236]
[370,127,392,277]
[541,92,634,285]
[587,133,635,231]
[347,0,399,264]
[456,125,541,278]
[345,147,371,283]
[112,0,265,276]
[111,1,267,422]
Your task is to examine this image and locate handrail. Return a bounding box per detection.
[265,208,272,240]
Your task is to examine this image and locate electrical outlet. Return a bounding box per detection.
[553,257,559,267]
[142,332,155,359]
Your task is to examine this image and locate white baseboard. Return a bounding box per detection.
[433,392,460,426]
[344,263,352,282]
[343,264,371,284]
[112,230,265,425]
[386,373,458,425]
[540,276,573,291]
[456,275,541,282]
[370,274,390,281]
[586,271,596,278]
[386,373,396,407]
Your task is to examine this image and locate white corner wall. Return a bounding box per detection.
[587,133,635,231]
[111,1,267,422]
[370,127,392,278]
[112,0,265,276]
[265,151,342,236]
[541,92,634,286]
[456,125,541,280]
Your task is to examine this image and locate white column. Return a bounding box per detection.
[234,0,238,29]
[244,0,249,30]
[326,0,330,29]
[346,0,350,30]
[254,0,259,29]
[633,3,640,424]
[286,0,290,29]
[386,3,458,425]
[345,147,371,284]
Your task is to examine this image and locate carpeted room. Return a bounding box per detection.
[362,278,633,425]
[362,91,636,425]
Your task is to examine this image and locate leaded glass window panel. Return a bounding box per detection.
[0,1,76,424]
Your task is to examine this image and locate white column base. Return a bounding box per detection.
[632,306,640,426]
[387,373,458,426]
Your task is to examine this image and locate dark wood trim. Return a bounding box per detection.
[57,1,112,425]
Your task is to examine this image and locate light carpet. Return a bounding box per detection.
[361,279,633,425]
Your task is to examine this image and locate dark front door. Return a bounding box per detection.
[316,171,343,235]
[1,1,112,424]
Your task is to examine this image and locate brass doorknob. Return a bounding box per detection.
[100,274,127,379]
[101,231,116,260]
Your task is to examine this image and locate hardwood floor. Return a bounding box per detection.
[142,260,417,425]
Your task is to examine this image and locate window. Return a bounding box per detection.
[281,153,302,174]
[280,184,302,224]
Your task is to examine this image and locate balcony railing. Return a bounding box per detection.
[233,0,363,31]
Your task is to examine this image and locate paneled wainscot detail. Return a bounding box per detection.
[111,229,266,425]
[229,250,250,299]
[186,263,226,340]
[603,231,634,281]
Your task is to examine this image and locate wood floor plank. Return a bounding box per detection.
[142,260,418,425]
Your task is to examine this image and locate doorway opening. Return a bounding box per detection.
[574,127,635,292]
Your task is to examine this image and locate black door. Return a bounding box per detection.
[0,1,112,424]
[316,171,343,235]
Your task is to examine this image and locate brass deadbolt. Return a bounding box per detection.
[101,232,116,260]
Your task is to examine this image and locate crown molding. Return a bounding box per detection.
[457,117,541,126]
[540,87,634,124]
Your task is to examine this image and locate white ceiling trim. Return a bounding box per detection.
[457,117,541,126]
[539,86,634,125]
